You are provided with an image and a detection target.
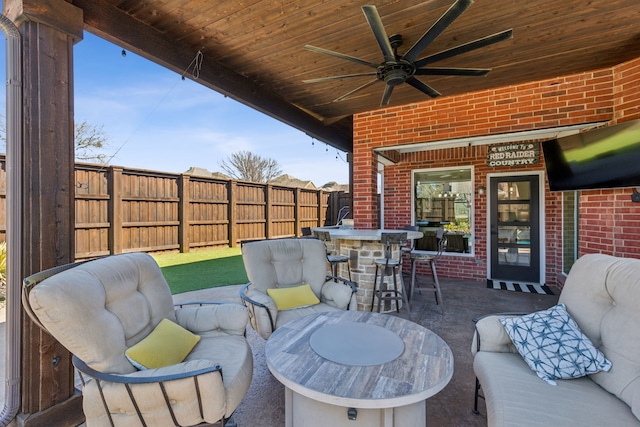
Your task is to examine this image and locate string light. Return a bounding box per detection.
[181,50,203,81]
[121,49,127,57]
[89,49,205,182]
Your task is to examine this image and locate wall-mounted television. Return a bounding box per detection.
[541,119,640,191]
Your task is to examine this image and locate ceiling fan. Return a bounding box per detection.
[303,0,513,106]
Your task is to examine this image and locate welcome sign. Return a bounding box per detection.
[487,142,539,167]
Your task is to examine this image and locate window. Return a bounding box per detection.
[413,168,473,254]
[562,191,578,274]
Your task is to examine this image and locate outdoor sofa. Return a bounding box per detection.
[472,253,640,426]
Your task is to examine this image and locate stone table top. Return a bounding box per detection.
[265,311,454,409]
[311,228,423,241]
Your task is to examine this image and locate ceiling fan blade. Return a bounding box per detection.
[362,5,396,62]
[414,29,513,67]
[415,67,490,77]
[304,45,379,69]
[333,79,379,103]
[303,72,378,84]
[380,84,395,106]
[402,0,473,63]
[406,76,441,98]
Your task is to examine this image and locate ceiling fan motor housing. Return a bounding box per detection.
[378,60,415,86]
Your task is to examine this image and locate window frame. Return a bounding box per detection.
[411,166,475,257]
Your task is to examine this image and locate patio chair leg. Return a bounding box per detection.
[223,416,237,427]
[473,377,484,415]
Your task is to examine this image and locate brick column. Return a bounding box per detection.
[352,116,379,229]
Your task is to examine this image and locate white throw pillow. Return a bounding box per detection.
[500,303,612,385]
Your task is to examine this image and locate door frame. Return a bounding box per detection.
[485,170,546,283]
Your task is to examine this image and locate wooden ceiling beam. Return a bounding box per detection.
[71,0,353,153]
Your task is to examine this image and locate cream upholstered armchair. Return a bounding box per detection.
[239,238,357,339]
[22,252,253,427]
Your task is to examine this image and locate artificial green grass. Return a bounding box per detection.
[153,248,248,295]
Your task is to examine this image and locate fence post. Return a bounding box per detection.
[265,184,272,239]
[178,174,190,253]
[294,187,301,236]
[108,166,123,254]
[228,180,237,247]
[316,189,323,228]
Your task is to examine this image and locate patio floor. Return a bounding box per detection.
[173,276,559,427]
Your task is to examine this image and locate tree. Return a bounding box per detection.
[0,115,110,163]
[74,119,111,163]
[219,150,282,183]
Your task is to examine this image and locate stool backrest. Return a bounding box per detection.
[313,230,331,242]
[381,232,407,259]
[435,235,448,259]
[403,225,419,250]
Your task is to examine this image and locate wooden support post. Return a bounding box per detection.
[178,174,190,252]
[108,167,123,254]
[5,0,85,424]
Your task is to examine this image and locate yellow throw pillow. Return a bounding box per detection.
[267,284,320,311]
[125,318,200,370]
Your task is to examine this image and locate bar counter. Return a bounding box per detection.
[312,227,423,311]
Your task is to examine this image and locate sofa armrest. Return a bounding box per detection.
[321,276,357,310]
[472,313,524,355]
[174,303,249,336]
[239,283,278,339]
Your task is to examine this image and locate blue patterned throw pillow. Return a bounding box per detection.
[500,303,612,385]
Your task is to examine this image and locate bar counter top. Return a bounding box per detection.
[312,227,423,241]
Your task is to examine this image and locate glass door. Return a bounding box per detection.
[490,175,540,282]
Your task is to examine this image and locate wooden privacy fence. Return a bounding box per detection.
[0,156,350,260]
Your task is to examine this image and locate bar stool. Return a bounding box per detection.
[371,232,410,313]
[401,225,419,267]
[409,234,446,313]
[313,230,351,280]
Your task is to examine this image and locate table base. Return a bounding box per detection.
[285,388,426,427]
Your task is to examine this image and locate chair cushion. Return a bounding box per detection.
[28,252,175,374]
[558,254,640,419]
[267,284,320,310]
[186,334,254,418]
[500,303,611,385]
[242,238,328,296]
[83,359,227,427]
[474,351,640,426]
[125,318,200,369]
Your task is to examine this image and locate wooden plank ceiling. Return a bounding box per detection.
[72,0,640,153]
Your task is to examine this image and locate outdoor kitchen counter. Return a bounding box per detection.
[312,227,423,311]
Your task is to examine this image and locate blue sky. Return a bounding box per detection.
[1,30,349,187]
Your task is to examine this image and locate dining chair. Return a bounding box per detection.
[371,232,410,313]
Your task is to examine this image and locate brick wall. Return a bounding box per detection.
[578,56,640,259]
[352,56,640,284]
